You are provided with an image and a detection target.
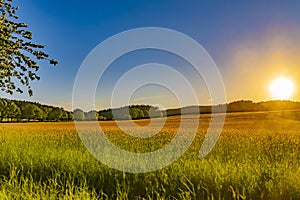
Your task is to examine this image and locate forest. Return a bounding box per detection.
[0,98,72,122]
[1,98,300,122]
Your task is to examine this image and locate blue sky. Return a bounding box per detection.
[2,0,300,110]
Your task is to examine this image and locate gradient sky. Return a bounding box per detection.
[2,0,300,110]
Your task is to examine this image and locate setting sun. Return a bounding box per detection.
[269,77,295,100]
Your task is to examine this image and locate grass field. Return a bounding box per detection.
[0,111,300,199]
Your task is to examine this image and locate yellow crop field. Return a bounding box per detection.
[0,111,300,199]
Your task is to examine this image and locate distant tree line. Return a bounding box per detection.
[227,100,300,112]
[1,98,300,122]
[73,105,163,121]
[0,98,73,122]
[165,100,300,116]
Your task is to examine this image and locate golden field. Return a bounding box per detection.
[0,111,300,199]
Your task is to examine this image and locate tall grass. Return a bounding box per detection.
[0,112,299,199]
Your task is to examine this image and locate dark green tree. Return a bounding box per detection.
[99,109,113,120]
[6,101,20,120]
[21,104,43,121]
[85,110,99,121]
[67,111,74,121]
[73,109,85,121]
[98,115,106,121]
[129,107,144,119]
[143,109,149,118]
[47,108,63,121]
[40,106,51,121]
[0,98,8,121]
[61,110,68,121]
[0,0,57,96]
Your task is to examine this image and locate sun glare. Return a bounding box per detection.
[269,77,295,100]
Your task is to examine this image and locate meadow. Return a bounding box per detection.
[0,111,300,199]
